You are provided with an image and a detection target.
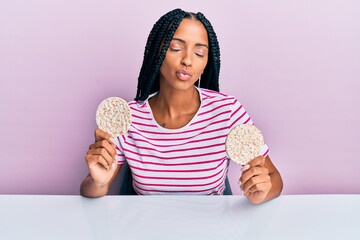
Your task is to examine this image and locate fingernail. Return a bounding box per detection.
[241,190,245,195]
[109,137,115,144]
[112,162,116,169]
[241,164,250,171]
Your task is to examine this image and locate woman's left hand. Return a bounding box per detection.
[239,156,272,204]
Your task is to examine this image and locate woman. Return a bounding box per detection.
[80,9,283,204]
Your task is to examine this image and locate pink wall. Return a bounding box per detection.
[1,0,359,195]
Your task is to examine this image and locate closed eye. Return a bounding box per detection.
[169,47,181,52]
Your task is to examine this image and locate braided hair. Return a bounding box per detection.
[134,9,221,101]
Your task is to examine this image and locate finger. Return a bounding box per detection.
[240,156,265,174]
[86,154,111,170]
[87,147,115,167]
[94,128,113,142]
[241,174,271,193]
[92,140,117,158]
[246,182,272,194]
[241,164,250,172]
[94,147,114,166]
[240,166,269,185]
[247,155,266,168]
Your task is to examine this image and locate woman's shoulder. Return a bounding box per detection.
[127,99,151,114]
[200,88,239,102]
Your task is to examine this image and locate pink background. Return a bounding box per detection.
[1,0,359,195]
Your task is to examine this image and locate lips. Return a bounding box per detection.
[176,69,192,81]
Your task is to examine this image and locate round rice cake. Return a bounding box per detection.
[96,97,131,137]
[225,124,264,165]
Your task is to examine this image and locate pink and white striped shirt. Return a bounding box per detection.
[115,88,269,195]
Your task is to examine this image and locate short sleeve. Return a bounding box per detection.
[228,98,253,129]
[228,98,270,158]
[114,135,126,165]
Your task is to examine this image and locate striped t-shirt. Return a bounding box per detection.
[115,87,269,195]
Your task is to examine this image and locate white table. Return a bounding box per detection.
[0,194,359,240]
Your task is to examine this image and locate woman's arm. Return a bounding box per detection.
[80,164,121,197]
[239,155,283,204]
[80,128,122,198]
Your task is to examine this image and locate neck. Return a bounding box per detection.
[154,86,200,118]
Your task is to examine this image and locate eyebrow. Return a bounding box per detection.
[172,37,209,48]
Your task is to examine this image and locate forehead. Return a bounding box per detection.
[172,19,208,44]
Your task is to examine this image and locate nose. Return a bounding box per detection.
[181,50,193,67]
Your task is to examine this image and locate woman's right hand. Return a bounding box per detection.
[85,128,118,187]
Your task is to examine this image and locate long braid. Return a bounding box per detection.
[196,12,221,92]
[136,10,179,99]
[135,9,221,101]
[145,13,186,98]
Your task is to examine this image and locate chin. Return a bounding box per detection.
[160,76,196,91]
[172,81,197,90]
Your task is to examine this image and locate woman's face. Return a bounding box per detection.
[159,18,209,90]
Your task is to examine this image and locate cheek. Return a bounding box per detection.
[198,57,208,74]
[160,54,179,74]
[160,59,171,77]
